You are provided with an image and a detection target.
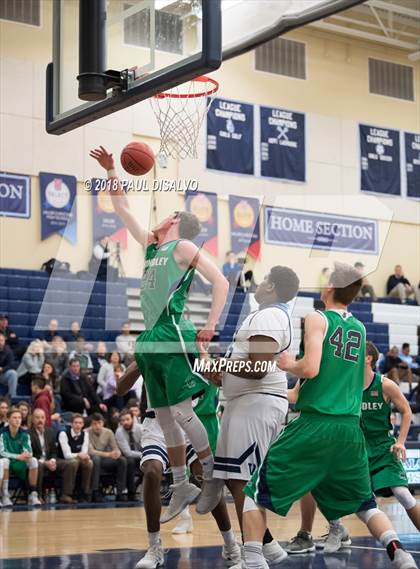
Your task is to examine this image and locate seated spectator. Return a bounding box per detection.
[60,359,107,415]
[386,265,420,304]
[40,319,60,346]
[0,397,10,430]
[0,332,17,398]
[0,408,41,506]
[89,236,112,281]
[97,352,126,399]
[115,409,142,501]
[44,336,69,377]
[0,313,24,359]
[17,340,45,386]
[31,377,53,427]
[29,408,78,504]
[17,401,32,431]
[354,262,378,301]
[222,251,241,289]
[115,323,136,364]
[87,413,127,502]
[318,267,330,291]
[57,414,93,501]
[383,346,413,386]
[91,342,108,375]
[127,399,142,424]
[69,336,93,370]
[241,256,257,292]
[399,343,420,377]
[65,320,82,344]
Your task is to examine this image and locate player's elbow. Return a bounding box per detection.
[304,365,320,379]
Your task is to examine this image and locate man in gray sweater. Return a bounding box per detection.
[115,409,142,501]
[87,413,127,502]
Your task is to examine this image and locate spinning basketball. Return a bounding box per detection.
[120,142,155,175]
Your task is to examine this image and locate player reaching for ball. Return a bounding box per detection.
[90,146,229,522]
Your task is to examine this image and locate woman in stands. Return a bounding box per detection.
[17,401,31,431]
[16,340,45,387]
[44,336,68,377]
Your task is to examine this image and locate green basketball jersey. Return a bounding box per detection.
[361,372,394,446]
[296,310,366,417]
[140,239,195,329]
[194,383,218,417]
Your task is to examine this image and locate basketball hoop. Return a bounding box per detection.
[150,75,219,160]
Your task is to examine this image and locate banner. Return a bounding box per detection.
[92,180,127,248]
[229,195,261,258]
[185,190,218,255]
[260,106,305,181]
[405,132,420,199]
[40,172,77,243]
[207,98,254,175]
[265,207,378,254]
[360,124,400,196]
[0,173,31,218]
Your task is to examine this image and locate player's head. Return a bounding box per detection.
[365,341,380,369]
[153,211,201,241]
[255,265,300,305]
[321,262,363,307]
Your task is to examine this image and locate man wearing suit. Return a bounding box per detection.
[60,358,107,415]
[30,408,78,503]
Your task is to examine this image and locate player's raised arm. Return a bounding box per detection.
[382,377,412,461]
[89,146,154,248]
[278,311,325,379]
[175,239,229,346]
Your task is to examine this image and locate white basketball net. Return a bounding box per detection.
[150,76,219,160]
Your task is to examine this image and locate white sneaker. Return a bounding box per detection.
[324,524,351,554]
[262,541,288,565]
[1,495,13,508]
[222,542,242,566]
[196,478,225,515]
[28,492,41,507]
[135,543,165,569]
[392,549,418,569]
[171,508,193,534]
[160,482,201,524]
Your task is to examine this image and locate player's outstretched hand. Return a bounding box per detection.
[390,442,407,461]
[89,146,115,171]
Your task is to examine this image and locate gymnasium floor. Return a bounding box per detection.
[0,500,418,568]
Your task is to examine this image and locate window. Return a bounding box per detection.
[369,58,414,102]
[124,4,183,54]
[0,0,40,26]
[255,37,306,79]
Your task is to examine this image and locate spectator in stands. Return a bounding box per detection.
[17,401,31,430]
[91,341,108,375]
[383,346,413,386]
[65,321,82,346]
[318,267,330,290]
[0,397,10,430]
[87,413,127,502]
[0,332,18,398]
[386,265,420,304]
[399,343,420,377]
[44,336,68,377]
[40,319,60,346]
[31,377,53,427]
[128,400,141,424]
[354,262,378,301]
[57,414,93,502]
[0,408,41,506]
[89,236,112,281]
[97,352,127,405]
[29,408,78,504]
[222,251,242,290]
[17,340,45,386]
[0,314,24,359]
[69,336,93,370]
[115,322,136,364]
[115,409,142,501]
[61,359,107,415]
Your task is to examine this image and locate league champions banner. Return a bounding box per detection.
[39,172,77,243]
[265,207,378,254]
[229,195,261,258]
[185,190,218,255]
[207,97,254,175]
[0,173,31,218]
[260,106,305,181]
[360,124,401,196]
[92,180,127,248]
[404,132,420,199]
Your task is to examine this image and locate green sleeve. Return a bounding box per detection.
[23,432,33,454]
[0,432,19,459]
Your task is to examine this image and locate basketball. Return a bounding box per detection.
[120,142,155,175]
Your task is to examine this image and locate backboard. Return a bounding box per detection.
[46,0,364,135]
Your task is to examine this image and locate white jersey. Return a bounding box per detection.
[222,304,292,401]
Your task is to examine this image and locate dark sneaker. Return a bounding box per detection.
[285,531,315,554]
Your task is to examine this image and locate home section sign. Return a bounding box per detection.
[0,173,31,218]
[360,124,400,196]
[265,207,378,254]
[207,98,254,175]
[260,106,305,182]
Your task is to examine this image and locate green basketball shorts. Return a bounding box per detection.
[244,413,374,522]
[367,440,409,497]
[10,459,29,481]
[198,414,219,455]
